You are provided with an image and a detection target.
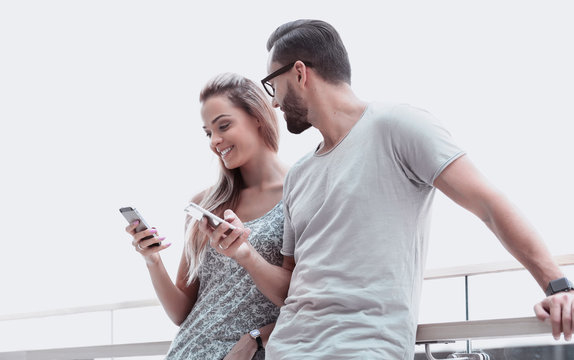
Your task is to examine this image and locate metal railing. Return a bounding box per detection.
[0,342,170,360]
[1,254,572,360]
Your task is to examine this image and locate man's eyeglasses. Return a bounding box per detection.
[261,61,312,97]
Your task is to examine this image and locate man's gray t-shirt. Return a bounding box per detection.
[266,103,465,359]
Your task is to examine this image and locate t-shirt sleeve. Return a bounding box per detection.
[389,104,465,186]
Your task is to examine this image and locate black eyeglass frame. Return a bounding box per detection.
[261,61,312,97]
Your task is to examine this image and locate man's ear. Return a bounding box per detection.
[294,60,308,86]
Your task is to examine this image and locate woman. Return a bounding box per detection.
[126,73,287,359]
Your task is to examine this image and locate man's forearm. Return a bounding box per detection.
[482,192,563,291]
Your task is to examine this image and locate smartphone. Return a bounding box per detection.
[119,207,160,247]
[184,202,236,230]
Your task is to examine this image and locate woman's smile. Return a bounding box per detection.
[218,145,234,159]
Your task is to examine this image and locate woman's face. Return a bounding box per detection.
[201,95,262,170]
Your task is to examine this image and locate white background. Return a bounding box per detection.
[1,0,573,351]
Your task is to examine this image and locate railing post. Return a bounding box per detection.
[110,309,115,360]
[465,275,472,354]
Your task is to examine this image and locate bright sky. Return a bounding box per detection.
[1,0,573,352]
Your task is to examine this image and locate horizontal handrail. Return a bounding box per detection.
[0,254,570,360]
[0,317,553,359]
[423,254,574,280]
[2,254,572,322]
[0,341,171,360]
[416,316,551,344]
[0,299,159,322]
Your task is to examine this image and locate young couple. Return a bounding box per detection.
[126,19,574,359]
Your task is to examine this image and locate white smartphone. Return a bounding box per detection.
[119,206,160,247]
[184,202,236,230]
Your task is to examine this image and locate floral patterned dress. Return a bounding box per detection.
[166,201,283,360]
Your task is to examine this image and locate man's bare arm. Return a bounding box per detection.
[434,154,573,340]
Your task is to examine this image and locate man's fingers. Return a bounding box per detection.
[534,301,550,321]
[549,299,563,340]
[535,293,574,341]
[562,300,573,341]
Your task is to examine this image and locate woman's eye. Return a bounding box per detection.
[219,123,230,131]
[205,132,212,138]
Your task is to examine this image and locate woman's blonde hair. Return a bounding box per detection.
[184,73,279,284]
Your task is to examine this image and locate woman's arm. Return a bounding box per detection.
[223,322,277,360]
[126,223,199,326]
[149,251,199,325]
[238,249,295,307]
[126,192,208,326]
[198,210,295,307]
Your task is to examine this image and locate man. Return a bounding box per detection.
[204,19,574,359]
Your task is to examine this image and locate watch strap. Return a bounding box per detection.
[254,335,263,350]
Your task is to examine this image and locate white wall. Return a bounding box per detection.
[1,0,573,349]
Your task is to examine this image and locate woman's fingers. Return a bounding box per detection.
[125,220,140,235]
[198,217,214,235]
[195,209,250,254]
[217,226,247,250]
[133,228,158,242]
[129,227,164,251]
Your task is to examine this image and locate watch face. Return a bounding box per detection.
[250,329,261,338]
[546,277,574,296]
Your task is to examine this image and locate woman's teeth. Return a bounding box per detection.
[220,146,233,157]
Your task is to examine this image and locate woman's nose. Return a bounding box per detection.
[210,133,222,147]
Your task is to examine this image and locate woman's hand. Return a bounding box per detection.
[125,221,171,265]
[223,333,258,360]
[198,209,252,263]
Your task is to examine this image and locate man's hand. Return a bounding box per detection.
[534,291,574,340]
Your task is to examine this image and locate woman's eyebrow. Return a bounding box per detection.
[203,114,231,130]
[211,114,231,124]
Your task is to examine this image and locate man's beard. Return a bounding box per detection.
[282,85,312,134]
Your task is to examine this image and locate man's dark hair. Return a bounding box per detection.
[266,19,351,85]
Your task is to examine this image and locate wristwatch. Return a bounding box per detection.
[249,329,264,351]
[545,277,574,296]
